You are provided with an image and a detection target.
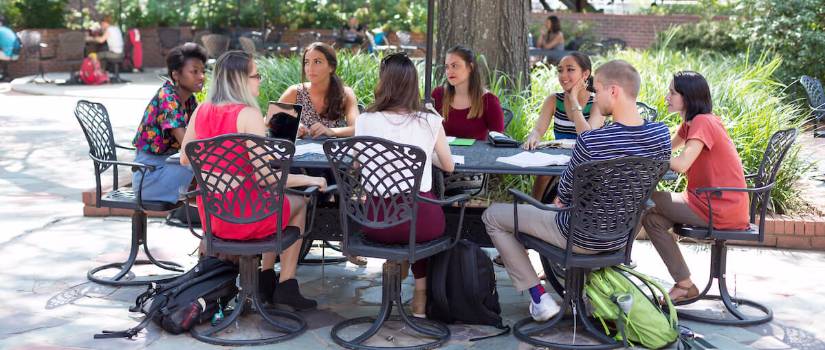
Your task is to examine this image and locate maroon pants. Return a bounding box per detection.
[362,191,445,279]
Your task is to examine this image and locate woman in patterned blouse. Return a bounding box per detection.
[278,42,359,138]
[131,43,207,203]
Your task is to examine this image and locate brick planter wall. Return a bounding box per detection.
[528,12,728,49]
[6,27,427,80]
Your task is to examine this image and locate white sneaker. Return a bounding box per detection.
[529,293,560,322]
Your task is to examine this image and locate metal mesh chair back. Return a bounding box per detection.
[323,136,426,230]
[74,100,118,175]
[238,36,256,54]
[202,34,230,59]
[568,157,669,247]
[18,30,42,59]
[749,128,797,222]
[185,134,293,229]
[636,101,658,122]
[801,76,825,120]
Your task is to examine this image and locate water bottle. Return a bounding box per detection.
[528,32,534,48]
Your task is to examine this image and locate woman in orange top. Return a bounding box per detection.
[643,71,749,302]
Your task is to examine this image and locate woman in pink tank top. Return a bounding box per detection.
[180,51,327,311]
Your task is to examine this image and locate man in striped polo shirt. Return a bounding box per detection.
[482,60,671,321]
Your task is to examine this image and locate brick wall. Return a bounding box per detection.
[529,12,728,49]
[5,27,427,80]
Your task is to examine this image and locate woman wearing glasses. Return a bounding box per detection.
[180,50,327,311]
[432,45,504,140]
[279,42,360,139]
[356,53,455,318]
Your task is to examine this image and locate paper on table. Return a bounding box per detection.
[496,151,571,168]
[452,154,464,165]
[446,136,456,143]
[294,143,324,156]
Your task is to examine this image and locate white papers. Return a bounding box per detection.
[294,143,324,156]
[452,154,464,165]
[446,136,456,143]
[496,152,571,168]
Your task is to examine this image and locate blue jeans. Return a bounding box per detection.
[554,131,577,140]
[132,151,193,203]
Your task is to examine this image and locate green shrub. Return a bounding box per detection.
[653,22,740,55]
[11,0,66,28]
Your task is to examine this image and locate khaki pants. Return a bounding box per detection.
[482,203,595,291]
[642,191,706,282]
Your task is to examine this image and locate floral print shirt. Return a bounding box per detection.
[132,80,197,155]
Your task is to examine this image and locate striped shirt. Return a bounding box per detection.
[556,120,672,251]
[553,92,593,138]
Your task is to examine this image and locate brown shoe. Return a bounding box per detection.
[411,289,427,318]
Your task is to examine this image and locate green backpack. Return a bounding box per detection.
[584,265,679,349]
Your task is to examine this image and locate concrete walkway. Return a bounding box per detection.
[1,76,824,349]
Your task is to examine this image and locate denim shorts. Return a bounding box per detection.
[132,150,193,203]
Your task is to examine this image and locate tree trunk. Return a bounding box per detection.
[436,0,530,90]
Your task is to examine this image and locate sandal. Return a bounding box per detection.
[663,283,699,305]
[347,255,368,266]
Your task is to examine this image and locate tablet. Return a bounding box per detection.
[266,102,303,142]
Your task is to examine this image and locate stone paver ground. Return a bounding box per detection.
[1,75,824,349]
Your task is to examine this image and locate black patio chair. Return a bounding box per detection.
[238,36,257,55]
[800,75,825,138]
[673,128,797,326]
[74,100,184,286]
[324,136,470,350]
[157,27,182,57]
[511,157,669,349]
[637,101,658,122]
[18,30,54,83]
[186,134,310,345]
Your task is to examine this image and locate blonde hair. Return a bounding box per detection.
[206,50,260,111]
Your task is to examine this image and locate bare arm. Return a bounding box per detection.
[670,139,704,174]
[179,106,201,166]
[671,133,686,152]
[523,94,556,150]
[431,126,454,173]
[327,87,358,137]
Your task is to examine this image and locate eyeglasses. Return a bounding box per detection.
[380,51,409,69]
[249,73,262,81]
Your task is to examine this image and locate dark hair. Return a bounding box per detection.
[546,16,561,34]
[367,52,422,114]
[442,45,485,119]
[672,71,712,121]
[301,42,345,122]
[166,42,207,84]
[561,51,594,91]
[102,15,113,24]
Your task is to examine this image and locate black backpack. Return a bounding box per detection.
[426,239,510,341]
[94,257,238,339]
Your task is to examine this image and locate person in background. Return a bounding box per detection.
[87,16,124,71]
[181,51,327,311]
[131,43,206,204]
[643,71,750,303]
[341,16,366,45]
[0,15,18,62]
[432,45,504,140]
[537,15,566,64]
[356,52,455,318]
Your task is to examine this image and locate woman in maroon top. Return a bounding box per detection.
[432,45,504,140]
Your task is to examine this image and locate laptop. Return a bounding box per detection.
[266,102,302,142]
